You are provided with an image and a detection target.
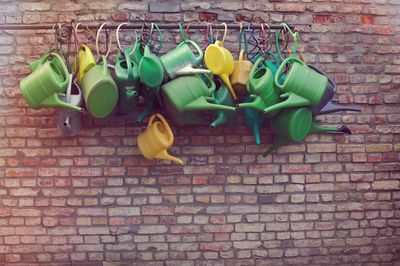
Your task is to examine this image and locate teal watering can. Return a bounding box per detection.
[242,96,264,145]
[210,79,237,128]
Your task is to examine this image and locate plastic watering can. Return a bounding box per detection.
[230,49,253,97]
[264,57,328,114]
[243,96,264,145]
[308,65,361,116]
[251,51,280,76]
[29,49,62,72]
[126,38,144,64]
[137,113,184,165]
[210,79,237,128]
[20,52,82,111]
[236,57,280,117]
[57,74,83,136]
[75,45,96,85]
[204,40,237,100]
[139,45,164,88]
[81,55,118,119]
[263,107,352,157]
[161,40,210,79]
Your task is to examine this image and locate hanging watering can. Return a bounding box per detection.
[204,40,237,100]
[75,45,96,85]
[236,57,280,117]
[161,40,210,79]
[138,45,164,88]
[307,65,361,116]
[20,52,82,112]
[242,96,264,145]
[81,55,118,119]
[264,57,328,114]
[57,74,83,136]
[29,48,62,72]
[126,38,144,64]
[263,107,352,157]
[210,79,237,128]
[137,113,184,165]
[230,49,253,97]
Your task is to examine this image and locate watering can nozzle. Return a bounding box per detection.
[337,125,352,135]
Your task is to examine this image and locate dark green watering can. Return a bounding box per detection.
[20,52,82,111]
[210,79,237,128]
[136,85,162,124]
[263,107,351,157]
[243,96,264,145]
[115,49,140,114]
[161,74,236,126]
[126,38,144,64]
[236,57,280,117]
[139,45,164,88]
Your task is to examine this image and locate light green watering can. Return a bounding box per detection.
[263,107,351,157]
[126,38,144,64]
[20,52,82,111]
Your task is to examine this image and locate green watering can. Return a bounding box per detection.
[251,51,280,76]
[236,57,280,117]
[20,52,82,112]
[243,96,264,145]
[263,107,351,157]
[136,85,162,124]
[210,79,237,128]
[115,49,140,114]
[81,55,118,119]
[139,45,164,88]
[126,38,144,64]
[161,40,210,79]
[264,57,328,114]
[161,74,236,126]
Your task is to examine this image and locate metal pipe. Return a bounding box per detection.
[0,23,295,30]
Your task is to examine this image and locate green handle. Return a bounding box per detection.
[51,53,70,88]
[101,55,108,75]
[200,73,216,95]
[249,56,265,80]
[267,51,280,68]
[123,49,133,81]
[274,57,304,90]
[185,40,203,66]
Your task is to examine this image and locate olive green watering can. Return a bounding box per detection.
[81,55,118,119]
[263,57,329,114]
[242,96,264,145]
[161,40,210,79]
[210,79,237,128]
[20,52,83,112]
[263,107,351,157]
[161,74,236,126]
[236,57,280,118]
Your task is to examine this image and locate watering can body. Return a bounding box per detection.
[139,45,164,88]
[230,49,253,97]
[20,53,82,111]
[204,40,237,100]
[242,96,264,145]
[137,113,184,165]
[211,79,237,128]
[161,40,209,79]
[81,55,118,119]
[76,45,96,85]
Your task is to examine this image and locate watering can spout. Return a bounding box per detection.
[210,112,227,128]
[309,123,352,135]
[262,136,289,157]
[318,101,361,116]
[174,65,211,76]
[156,150,184,165]
[41,94,83,112]
[237,96,266,112]
[185,97,236,112]
[220,74,237,100]
[252,123,261,145]
[263,93,311,114]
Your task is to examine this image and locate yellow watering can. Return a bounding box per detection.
[137,113,184,165]
[204,23,237,100]
[75,44,96,85]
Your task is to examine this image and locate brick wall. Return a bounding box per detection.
[0,0,399,265]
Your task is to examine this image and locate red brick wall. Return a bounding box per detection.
[1,0,400,265]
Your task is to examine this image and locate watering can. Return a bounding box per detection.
[137,113,184,165]
[230,49,253,97]
[20,52,83,112]
[263,107,352,157]
[75,45,96,85]
[29,49,62,72]
[138,45,164,88]
[115,49,140,113]
[81,55,118,119]
[307,65,361,116]
[263,57,328,114]
[236,57,280,117]
[242,96,264,145]
[161,40,210,79]
[126,38,144,64]
[57,74,83,136]
[210,79,237,128]
[136,85,162,124]
[204,40,237,100]
[161,74,236,126]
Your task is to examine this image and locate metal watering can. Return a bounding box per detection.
[230,49,253,97]
[20,52,83,112]
[161,40,210,79]
[263,107,351,157]
[210,79,237,128]
[264,57,328,114]
[115,49,140,114]
[57,74,83,136]
[75,45,96,85]
[137,113,184,165]
[243,96,264,145]
[81,55,118,119]
[236,57,280,117]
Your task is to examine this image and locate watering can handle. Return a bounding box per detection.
[274,57,305,90]
[238,49,246,62]
[180,40,203,66]
[50,53,70,88]
[123,49,133,81]
[249,56,265,79]
[155,113,174,142]
[101,55,108,75]
[268,51,280,67]
[199,73,216,94]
